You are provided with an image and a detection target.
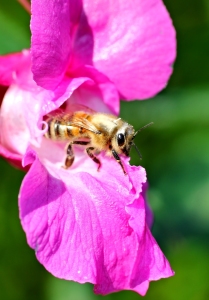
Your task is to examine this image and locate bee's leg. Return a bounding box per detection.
[63,141,90,169]
[72,141,90,146]
[63,143,74,169]
[86,147,101,171]
[112,149,127,175]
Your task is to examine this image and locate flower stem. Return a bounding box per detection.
[17,0,31,14]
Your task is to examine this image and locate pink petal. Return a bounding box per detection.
[0,69,91,161]
[31,0,72,89]
[82,0,176,99]
[0,51,31,86]
[19,151,173,295]
[0,85,31,156]
[0,144,23,169]
[68,65,120,115]
[142,182,154,228]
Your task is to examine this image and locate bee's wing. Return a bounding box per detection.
[44,105,100,134]
[46,105,95,119]
[69,117,101,134]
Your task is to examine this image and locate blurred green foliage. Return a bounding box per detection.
[0,0,209,299]
[0,0,30,53]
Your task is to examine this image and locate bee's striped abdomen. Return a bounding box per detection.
[44,118,62,140]
[44,117,82,141]
[43,118,52,138]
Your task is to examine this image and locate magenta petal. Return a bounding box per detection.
[31,0,71,89]
[0,85,31,157]
[0,51,30,86]
[0,144,23,169]
[142,182,154,228]
[83,0,176,99]
[19,154,173,295]
[69,66,120,114]
[0,65,90,161]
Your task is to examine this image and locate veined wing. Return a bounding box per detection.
[69,116,101,134]
[45,105,95,120]
[44,105,100,134]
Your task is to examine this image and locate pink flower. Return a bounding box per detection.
[0,0,176,295]
[31,0,176,99]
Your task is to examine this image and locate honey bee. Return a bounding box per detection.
[43,105,153,175]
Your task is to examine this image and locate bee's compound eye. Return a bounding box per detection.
[117,133,125,146]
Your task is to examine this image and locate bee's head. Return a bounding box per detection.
[114,124,135,156]
[114,122,153,157]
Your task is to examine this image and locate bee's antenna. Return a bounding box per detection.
[134,122,154,138]
[132,122,153,160]
[132,143,142,160]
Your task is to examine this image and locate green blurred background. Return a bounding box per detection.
[1,0,209,299]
